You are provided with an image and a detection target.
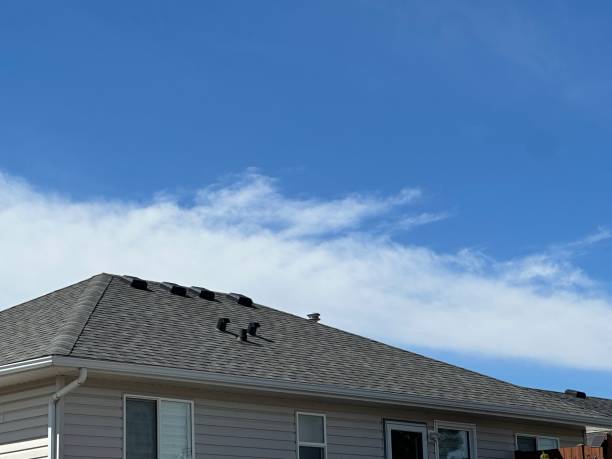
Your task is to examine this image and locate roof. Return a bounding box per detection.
[1,273,610,425]
[531,388,612,423]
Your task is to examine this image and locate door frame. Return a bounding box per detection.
[385,421,429,459]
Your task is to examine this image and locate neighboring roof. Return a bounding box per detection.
[0,273,609,425]
[532,388,612,425]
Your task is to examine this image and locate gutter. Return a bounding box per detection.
[48,368,87,459]
[52,356,612,429]
[0,356,54,376]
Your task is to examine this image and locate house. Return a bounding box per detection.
[532,389,612,456]
[1,273,611,459]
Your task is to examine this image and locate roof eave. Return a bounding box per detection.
[37,356,610,428]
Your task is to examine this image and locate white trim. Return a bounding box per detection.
[5,356,611,428]
[515,433,560,451]
[296,411,327,459]
[54,356,612,428]
[435,420,478,459]
[123,394,195,459]
[384,421,428,459]
[0,356,53,376]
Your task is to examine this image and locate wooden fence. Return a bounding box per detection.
[515,446,605,459]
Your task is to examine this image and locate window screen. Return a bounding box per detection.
[126,397,193,459]
[297,413,326,459]
[126,398,158,459]
[439,428,471,459]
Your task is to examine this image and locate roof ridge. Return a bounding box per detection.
[48,273,112,356]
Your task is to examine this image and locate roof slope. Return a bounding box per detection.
[0,273,607,422]
[532,389,612,421]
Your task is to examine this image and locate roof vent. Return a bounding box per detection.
[227,293,254,308]
[121,275,148,290]
[238,328,248,342]
[216,318,230,332]
[190,286,215,301]
[247,322,260,336]
[565,389,587,399]
[161,282,187,297]
[307,313,321,322]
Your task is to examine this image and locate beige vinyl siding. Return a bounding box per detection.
[0,383,53,459]
[61,379,584,459]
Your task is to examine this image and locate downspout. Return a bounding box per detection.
[48,368,88,459]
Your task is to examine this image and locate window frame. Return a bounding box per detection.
[123,394,195,459]
[434,420,478,459]
[384,420,429,459]
[515,434,560,451]
[296,411,327,459]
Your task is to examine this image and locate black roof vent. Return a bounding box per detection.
[121,275,148,290]
[216,318,230,332]
[307,313,321,322]
[161,282,188,297]
[190,286,215,301]
[238,328,248,342]
[247,322,260,336]
[227,293,254,308]
[565,389,587,399]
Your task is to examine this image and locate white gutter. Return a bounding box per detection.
[0,356,54,377]
[52,356,612,429]
[48,368,87,459]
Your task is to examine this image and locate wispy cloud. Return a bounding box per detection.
[1,170,611,371]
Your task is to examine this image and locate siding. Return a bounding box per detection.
[0,383,52,459]
[62,380,585,459]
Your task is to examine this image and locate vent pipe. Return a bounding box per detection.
[307,313,321,322]
[238,328,248,342]
[216,318,230,332]
[247,322,260,336]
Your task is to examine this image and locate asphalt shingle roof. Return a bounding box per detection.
[1,273,609,423]
[531,389,612,420]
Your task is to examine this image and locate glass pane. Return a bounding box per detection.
[439,429,470,459]
[391,430,424,459]
[126,398,158,459]
[298,414,325,443]
[160,401,193,459]
[538,438,559,451]
[299,446,324,459]
[517,436,537,452]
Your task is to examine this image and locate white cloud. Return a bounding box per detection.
[1,170,612,371]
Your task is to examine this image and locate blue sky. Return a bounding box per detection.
[1,1,611,397]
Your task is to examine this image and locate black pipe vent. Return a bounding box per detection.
[247,322,260,336]
[226,293,254,308]
[237,328,248,342]
[121,275,148,290]
[216,318,230,332]
[307,313,321,322]
[161,282,187,297]
[190,286,215,301]
[565,389,587,399]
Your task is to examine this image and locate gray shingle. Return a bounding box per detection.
[0,273,607,422]
[531,389,612,419]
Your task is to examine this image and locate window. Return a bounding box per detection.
[125,396,194,459]
[516,435,560,452]
[435,422,477,459]
[385,421,428,459]
[297,412,326,459]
